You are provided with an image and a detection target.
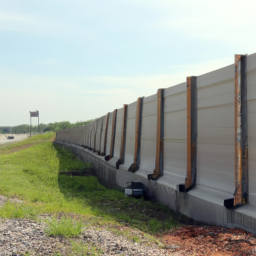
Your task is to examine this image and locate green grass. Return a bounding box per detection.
[0,133,179,237]
[45,216,83,238]
[68,241,103,256]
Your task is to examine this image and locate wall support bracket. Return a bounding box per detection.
[148,89,164,181]
[179,76,197,192]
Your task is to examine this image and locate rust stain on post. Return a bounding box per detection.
[109,109,117,159]
[120,104,127,165]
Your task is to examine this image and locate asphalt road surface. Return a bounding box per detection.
[0,134,28,146]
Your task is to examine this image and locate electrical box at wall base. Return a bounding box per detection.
[124,181,144,198]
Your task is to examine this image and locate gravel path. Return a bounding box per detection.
[0,217,173,256]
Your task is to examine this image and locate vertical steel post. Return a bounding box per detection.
[120,104,128,165]
[109,109,117,159]
[224,54,248,208]
[148,89,164,180]
[234,54,248,206]
[103,113,110,156]
[132,97,143,172]
[179,76,197,192]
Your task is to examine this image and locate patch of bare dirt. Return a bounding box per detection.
[162,226,256,255]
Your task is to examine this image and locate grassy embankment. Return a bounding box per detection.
[0,133,180,252]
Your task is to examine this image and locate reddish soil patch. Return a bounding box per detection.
[162,226,256,255]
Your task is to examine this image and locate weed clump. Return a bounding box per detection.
[45,216,83,238]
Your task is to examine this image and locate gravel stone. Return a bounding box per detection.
[0,217,172,255]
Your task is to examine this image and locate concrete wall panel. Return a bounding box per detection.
[100,116,106,154]
[161,83,187,187]
[106,112,113,156]
[113,108,123,159]
[247,53,256,206]
[138,94,157,176]
[95,118,102,152]
[120,100,137,170]
[197,64,235,198]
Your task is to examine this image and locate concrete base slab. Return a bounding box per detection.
[108,157,120,169]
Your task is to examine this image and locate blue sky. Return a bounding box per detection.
[1,0,256,126]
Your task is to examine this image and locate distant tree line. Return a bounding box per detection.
[0,121,91,134]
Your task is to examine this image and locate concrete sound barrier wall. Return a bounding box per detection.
[192,64,235,203]
[119,100,137,171]
[159,83,187,189]
[56,52,256,234]
[137,94,157,178]
[108,107,124,168]
[247,53,256,207]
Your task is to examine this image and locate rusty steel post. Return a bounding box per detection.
[109,109,117,159]
[128,97,143,172]
[120,104,127,165]
[179,76,197,192]
[102,113,109,156]
[234,54,248,207]
[224,54,248,208]
[148,89,164,180]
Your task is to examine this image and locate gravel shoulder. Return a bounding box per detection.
[0,216,172,256]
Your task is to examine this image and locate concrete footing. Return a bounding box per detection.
[55,140,256,234]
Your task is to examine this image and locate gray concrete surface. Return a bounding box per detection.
[138,94,157,177]
[247,53,256,207]
[119,100,137,171]
[196,64,235,200]
[161,82,187,189]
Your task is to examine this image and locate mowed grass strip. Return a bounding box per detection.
[0,133,179,235]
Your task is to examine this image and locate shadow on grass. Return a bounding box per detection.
[54,144,189,234]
